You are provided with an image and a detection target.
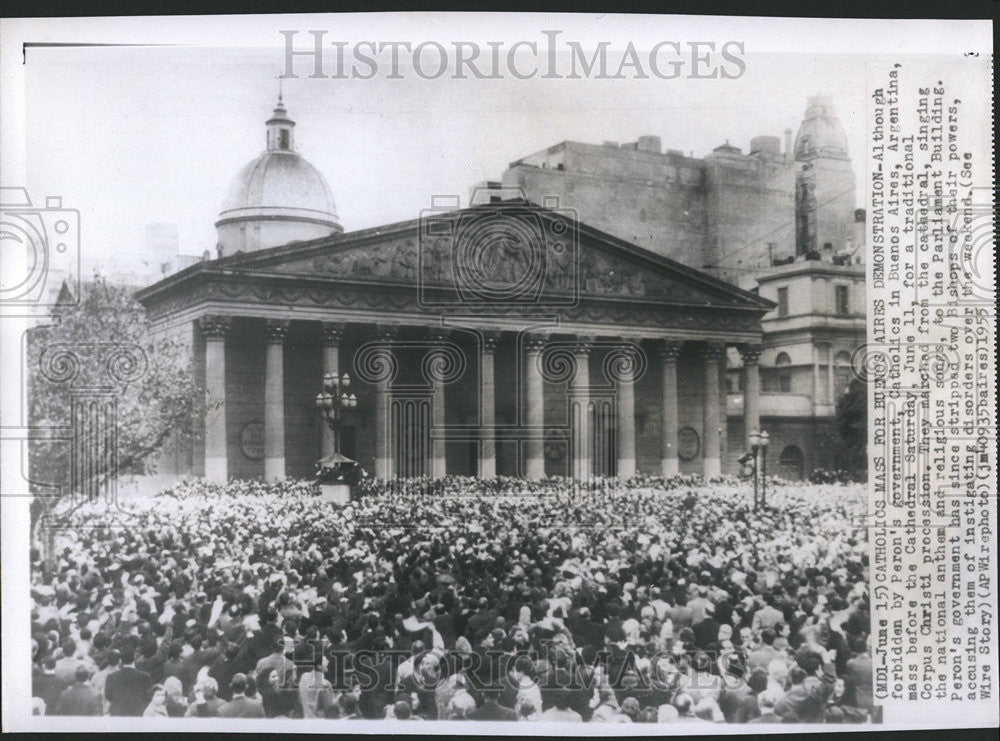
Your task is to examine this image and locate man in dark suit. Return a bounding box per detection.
[33,657,68,714]
[468,689,517,721]
[218,673,265,718]
[104,647,153,716]
[692,603,721,650]
[54,666,103,716]
[569,607,604,650]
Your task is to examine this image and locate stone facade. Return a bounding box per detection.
[138,203,769,483]
[495,140,797,291]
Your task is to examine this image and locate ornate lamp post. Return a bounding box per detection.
[314,372,359,503]
[748,429,760,511]
[759,430,770,509]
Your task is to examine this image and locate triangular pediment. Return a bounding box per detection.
[211,202,768,310]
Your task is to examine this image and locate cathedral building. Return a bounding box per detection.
[137,97,775,483]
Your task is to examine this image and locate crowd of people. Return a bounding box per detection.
[31,475,873,724]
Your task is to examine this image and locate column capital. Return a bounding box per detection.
[375,324,400,343]
[658,340,684,362]
[480,330,502,352]
[571,335,596,356]
[265,319,290,343]
[699,341,728,362]
[198,314,231,339]
[737,343,764,365]
[524,333,549,353]
[321,322,347,347]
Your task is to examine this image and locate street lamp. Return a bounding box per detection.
[314,372,359,503]
[759,430,770,509]
[749,429,760,511]
[314,372,358,453]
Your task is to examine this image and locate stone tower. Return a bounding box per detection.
[794,95,856,257]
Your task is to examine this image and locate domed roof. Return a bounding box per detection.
[219,150,340,225]
[215,98,341,234]
[794,95,849,161]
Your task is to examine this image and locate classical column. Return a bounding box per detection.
[199,315,230,483]
[570,339,593,481]
[812,344,821,413]
[615,344,638,479]
[739,344,763,450]
[321,322,346,458]
[478,331,500,479]
[659,341,683,476]
[701,342,726,478]
[264,319,289,482]
[524,334,547,479]
[428,329,449,480]
[826,345,835,409]
[373,326,398,480]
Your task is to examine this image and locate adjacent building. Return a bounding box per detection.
[478,94,865,477]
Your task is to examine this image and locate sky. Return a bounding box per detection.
[23,42,871,277]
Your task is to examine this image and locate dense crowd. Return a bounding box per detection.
[31,475,873,724]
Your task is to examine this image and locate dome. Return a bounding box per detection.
[794,95,849,161]
[219,150,340,225]
[215,98,342,255]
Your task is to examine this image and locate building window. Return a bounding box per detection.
[835,285,849,315]
[279,129,290,150]
[834,350,853,399]
[775,352,792,393]
[777,287,789,317]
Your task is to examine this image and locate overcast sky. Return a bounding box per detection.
[24,42,871,276]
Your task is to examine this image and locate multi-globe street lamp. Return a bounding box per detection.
[748,428,771,511]
[315,372,357,454]
[314,372,359,502]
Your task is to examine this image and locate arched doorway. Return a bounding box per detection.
[778,445,804,480]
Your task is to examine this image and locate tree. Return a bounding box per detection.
[26,274,204,564]
[834,377,867,479]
